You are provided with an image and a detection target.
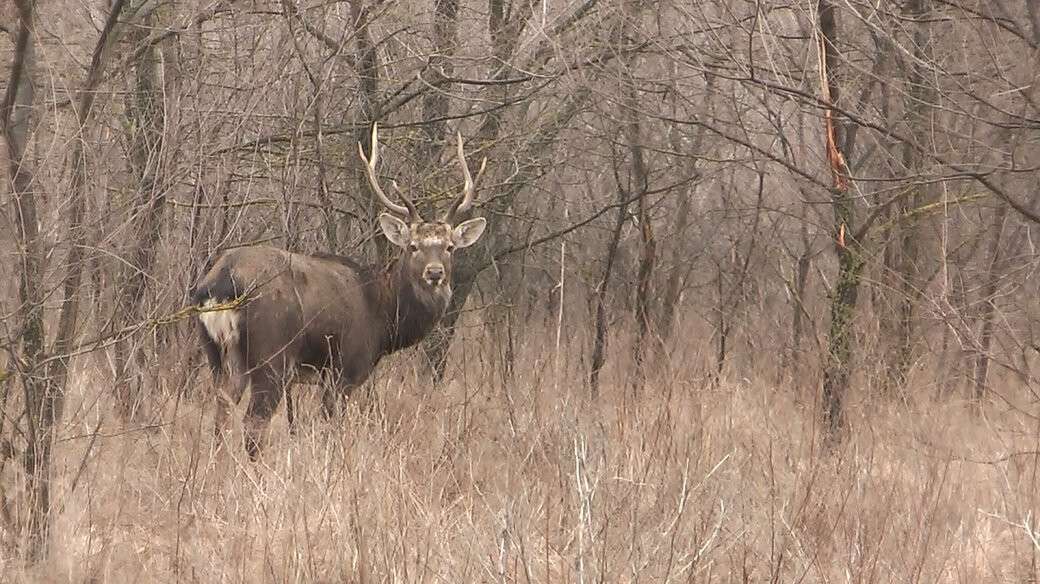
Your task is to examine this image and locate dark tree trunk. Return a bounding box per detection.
[617,0,655,385]
[973,206,1011,402]
[660,74,709,346]
[659,188,692,343]
[712,264,728,387]
[630,121,655,384]
[589,170,630,395]
[712,174,763,386]
[3,0,129,559]
[352,1,388,263]
[3,0,49,559]
[418,0,458,168]
[783,224,812,381]
[822,242,864,436]
[113,4,169,417]
[882,0,933,395]
[818,0,862,439]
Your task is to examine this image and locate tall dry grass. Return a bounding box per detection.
[2,323,1039,582]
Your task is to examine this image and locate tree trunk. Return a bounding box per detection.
[660,76,710,346]
[617,0,655,386]
[973,205,1010,402]
[418,0,458,168]
[659,188,692,343]
[589,173,630,395]
[3,0,49,560]
[113,3,169,417]
[3,0,128,559]
[353,1,387,262]
[818,0,862,438]
[629,103,655,384]
[882,0,933,394]
[712,263,729,387]
[783,224,812,381]
[822,241,864,437]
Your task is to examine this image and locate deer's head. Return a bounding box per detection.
[359,123,487,293]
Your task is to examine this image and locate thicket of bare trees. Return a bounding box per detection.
[2,0,1039,570]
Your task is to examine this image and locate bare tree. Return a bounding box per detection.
[1,0,130,558]
[589,138,632,395]
[818,0,861,438]
[2,0,48,556]
[111,0,171,417]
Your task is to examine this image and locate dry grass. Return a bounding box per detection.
[2,328,1039,582]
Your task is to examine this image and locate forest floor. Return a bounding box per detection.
[3,330,1038,582]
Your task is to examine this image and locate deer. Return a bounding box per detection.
[191,123,487,459]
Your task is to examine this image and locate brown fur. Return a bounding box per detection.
[192,239,459,459]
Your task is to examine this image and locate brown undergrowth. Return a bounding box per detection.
[3,329,1039,582]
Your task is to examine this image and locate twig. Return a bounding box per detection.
[53,416,105,519]
[31,295,252,370]
[165,197,364,223]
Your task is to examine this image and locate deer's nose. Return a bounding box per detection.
[424,264,445,285]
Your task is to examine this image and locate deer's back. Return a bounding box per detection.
[198,246,384,371]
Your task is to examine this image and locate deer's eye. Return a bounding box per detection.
[446,244,456,253]
[408,243,419,253]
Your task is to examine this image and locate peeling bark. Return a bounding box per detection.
[818,0,862,438]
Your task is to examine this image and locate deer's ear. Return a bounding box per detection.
[378,213,411,248]
[452,217,486,249]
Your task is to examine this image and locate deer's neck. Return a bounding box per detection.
[378,261,451,353]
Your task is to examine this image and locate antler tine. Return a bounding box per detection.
[358,122,421,221]
[444,130,487,222]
